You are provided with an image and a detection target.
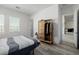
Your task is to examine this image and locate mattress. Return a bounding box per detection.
[0,36,39,55]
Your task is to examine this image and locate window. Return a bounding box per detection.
[0,15,4,32]
[9,16,20,32]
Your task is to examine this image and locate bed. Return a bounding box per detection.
[0,35,40,55]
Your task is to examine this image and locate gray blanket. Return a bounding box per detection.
[7,37,19,54]
[7,37,39,54]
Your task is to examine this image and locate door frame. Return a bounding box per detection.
[77,10,79,49]
[73,8,79,48]
[62,14,75,45]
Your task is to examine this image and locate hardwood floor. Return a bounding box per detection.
[34,42,79,55]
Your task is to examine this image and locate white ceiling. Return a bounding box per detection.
[0,4,52,16]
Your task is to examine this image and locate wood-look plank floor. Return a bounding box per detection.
[34,42,79,55]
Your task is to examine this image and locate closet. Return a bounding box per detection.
[38,19,53,44]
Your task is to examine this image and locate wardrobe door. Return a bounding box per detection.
[50,23,53,43]
[38,20,45,41]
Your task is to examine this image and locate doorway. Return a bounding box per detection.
[62,14,75,47]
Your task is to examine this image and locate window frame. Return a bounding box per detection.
[9,16,20,32]
[0,15,4,33]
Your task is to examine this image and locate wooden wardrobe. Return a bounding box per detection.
[38,19,53,44]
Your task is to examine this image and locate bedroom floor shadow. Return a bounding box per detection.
[34,42,79,55]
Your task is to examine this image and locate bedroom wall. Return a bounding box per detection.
[32,4,62,44]
[61,5,74,15]
[0,6,33,38]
